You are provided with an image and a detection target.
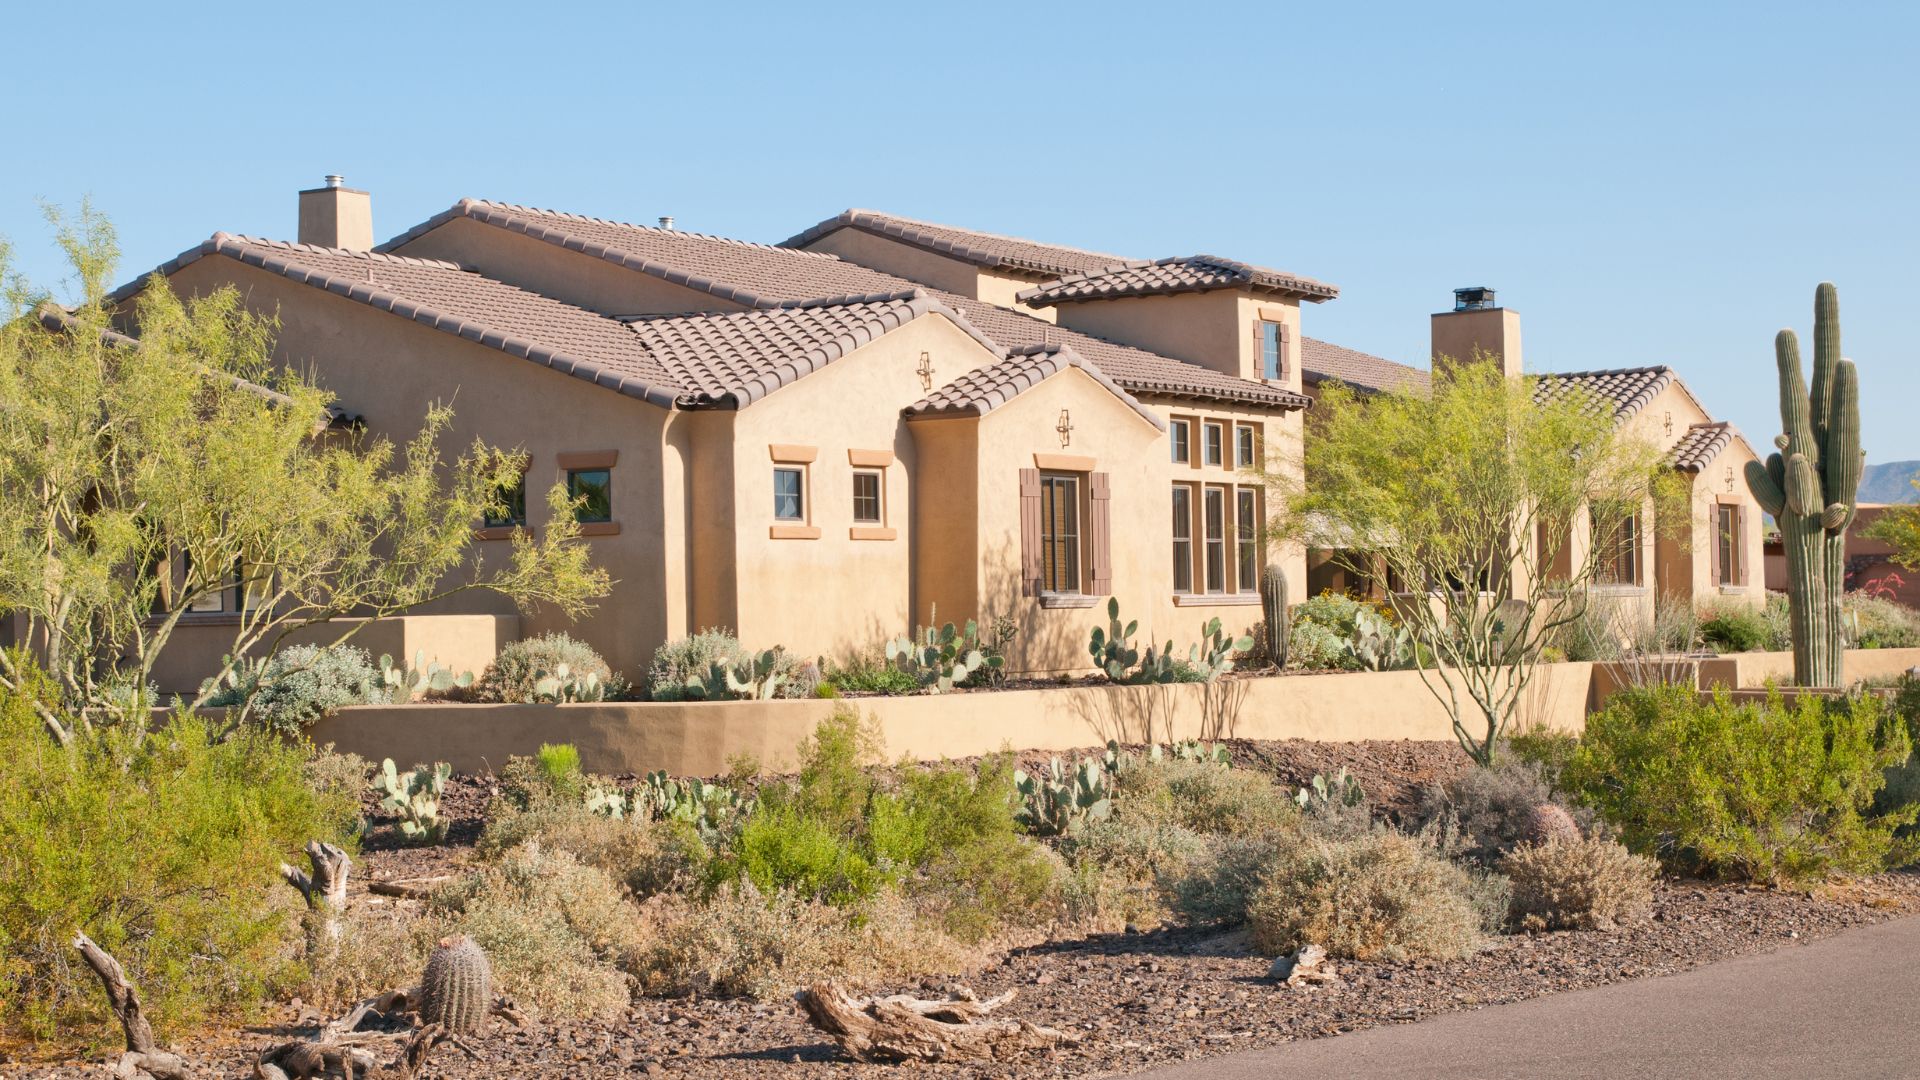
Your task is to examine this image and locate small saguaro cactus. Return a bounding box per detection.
[1743,283,1864,687]
[1259,564,1290,670]
[421,934,492,1036]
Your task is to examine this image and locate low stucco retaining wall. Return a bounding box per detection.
[309,662,1598,775]
[1696,647,1920,691]
[151,614,519,695]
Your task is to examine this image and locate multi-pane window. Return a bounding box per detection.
[568,468,612,523]
[1171,486,1194,592]
[1040,473,1082,593]
[1260,320,1286,381]
[1203,487,1227,592]
[1170,419,1191,464]
[773,467,805,521]
[1236,489,1259,591]
[1202,423,1224,467]
[1593,509,1640,586]
[484,473,527,528]
[853,470,883,524]
[1717,504,1740,585]
[1235,425,1257,469]
[182,554,244,613]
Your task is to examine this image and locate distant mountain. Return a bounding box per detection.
[1860,461,1920,504]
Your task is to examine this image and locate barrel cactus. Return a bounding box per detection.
[1259,563,1290,670]
[1522,802,1580,847]
[420,934,492,1035]
[1743,283,1863,687]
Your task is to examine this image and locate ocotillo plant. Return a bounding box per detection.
[1743,282,1863,687]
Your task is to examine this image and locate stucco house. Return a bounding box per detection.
[1299,289,1767,625]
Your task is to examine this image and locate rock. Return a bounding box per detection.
[1268,944,1341,988]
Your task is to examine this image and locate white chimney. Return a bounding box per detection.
[298,175,373,251]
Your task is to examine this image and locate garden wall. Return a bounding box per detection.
[151,614,519,695]
[309,662,1598,775]
[1696,647,1920,691]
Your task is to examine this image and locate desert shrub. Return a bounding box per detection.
[536,742,584,799]
[478,797,711,898]
[477,632,620,703]
[646,628,743,701]
[1501,837,1657,932]
[1415,758,1585,864]
[428,843,642,1019]
[1504,729,1581,794]
[0,687,361,1048]
[1287,592,1398,671]
[208,643,380,735]
[823,652,921,696]
[298,905,428,1012]
[1698,600,1775,653]
[1565,685,1918,883]
[1245,830,1497,961]
[1170,829,1299,927]
[494,753,558,811]
[1110,758,1297,837]
[1844,591,1920,649]
[1057,817,1210,927]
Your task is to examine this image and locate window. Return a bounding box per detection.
[1717,504,1740,585]
[1203,487,1227,592]
[1260,320,1287,381]
[567,468,612,523]
[1593,509,1640,586]
[1040,473,1081,593]
[1236,489,1259,591]
[484,473,527,528]
[773,467,806,521]
[1172,486,1194,592]
[852,470,883,524]
[1202,422,1224,467]
[181,553,242,613]
[1235,425,1257,469]
[1170,419,1191,464]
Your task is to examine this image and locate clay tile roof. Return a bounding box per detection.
[384,201,1309,413]
[905,343,1165,431]
[31,301,326,416]
[1531,366,1675,423]
[1016,255,1339,307]
[110,233,685,408]
[780,209,1130,278]
[622,291,1001,408]
[1300,337,1430,394]
[1669,421,1737,472]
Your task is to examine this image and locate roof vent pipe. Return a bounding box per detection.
[324,174,346,189]
[658,216,675,230]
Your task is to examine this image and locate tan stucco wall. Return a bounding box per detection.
[792,227,1059,322]
[148,255,677,683]
[149,614,518,696]
[1051,291,1306,389]
[307,661,1596,775]
[1697,646,1920,690]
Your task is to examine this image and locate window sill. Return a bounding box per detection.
[144,612,244,628]
[770,524,821,540]
[578,521,621,537]
[1717,584,1750,595]
[1038,593,1100,609]
[850,526,897,541]
[475,525,528,541]
[1589,584,1648,596]
[1172,592,1260,607]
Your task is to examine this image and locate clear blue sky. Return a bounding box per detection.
[5,0,1916,458]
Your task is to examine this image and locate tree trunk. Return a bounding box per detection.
[281,841,351,944]
[795,982,1079,1063]
[72,933,194,1080]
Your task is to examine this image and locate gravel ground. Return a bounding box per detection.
[20,740,1918,1079]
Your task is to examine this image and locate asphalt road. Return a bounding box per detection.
[1134,914,1920,1080]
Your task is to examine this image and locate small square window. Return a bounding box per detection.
[1235,425,1257,468]
[1170,419,1191,464]
[484,474,527,528]
[1203,422,1224,467]
[568,468,612,523]
[774,467,806,521]
[853,470,883,524]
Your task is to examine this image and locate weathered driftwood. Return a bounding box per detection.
[795,982,1079,1063]
[281,841,352,941]
[365,876,447,901]
[71,933,195,1080]
[1268,943,1341,988]
[255,1023,446,1080]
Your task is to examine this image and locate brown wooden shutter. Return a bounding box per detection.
[1019,468,1043,596]
[1708,505,1722,588]
[1089,471,1113,595]
[1278,322,1291,381]
[1738,506,1751,584]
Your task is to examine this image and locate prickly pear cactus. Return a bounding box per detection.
[1259,564,1290,670]
[1743,283,1864,687]
[421,934,492,1036]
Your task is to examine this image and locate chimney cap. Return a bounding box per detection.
[657,215,675,230]
[1452,286,1497,311]
[324,174,346,189]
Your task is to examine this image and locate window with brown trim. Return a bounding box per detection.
[1716,504,1742,585]
[1593,508,1640,586]
[774,467,806,522]
[1235,425,1257,469]
[852,470,883,524]
[1170,419,1191,464]
[484,473,527,528]
[567,468,612,523]
[1202,422,1224,467]
[1259,320,1289,381]
[1040,473,1082,594]
[1203,487,1227,593]
[1172,485,1194,593]
[1236,489,1259,592]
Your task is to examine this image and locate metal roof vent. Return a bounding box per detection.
[1453,286,1497,311]
[658,216,675,230]
[324,174,346,189]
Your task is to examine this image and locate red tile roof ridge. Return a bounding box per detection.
[782,209,1131,276]
[461,200,843,259]
[212,232,467,271]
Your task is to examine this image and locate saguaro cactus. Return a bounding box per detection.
[1259,563,1290,670]
[1743,282,1863,687]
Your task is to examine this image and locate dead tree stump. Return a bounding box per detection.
[795,982,1079,1063]
[281,841,352,943]
[72,933,194,1080]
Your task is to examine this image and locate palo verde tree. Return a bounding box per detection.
[0,204,610,743]
[1272,361,1672,765]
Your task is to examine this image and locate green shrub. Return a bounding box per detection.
[1245,830,1500,961]
[1698,600,1775,653]
[646,628,744,701]
[823,653,921,696]
[478,796,711,898]
[0,687,360,1048]
[1844,591,1920,649]
[1170,829,1298,927]
[536,742,583,799]
[1505,728,1581,793]
[1501,837,1658,932]
[1112,758,1297,837]
[1286,592,1409,671]
[477,633,620,703]
[207,643,380,735]
[1415,758,1586,864]
[1565,685,1918,883]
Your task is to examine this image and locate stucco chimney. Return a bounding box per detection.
[1431,286,1522,379]
[297,175,373,251]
